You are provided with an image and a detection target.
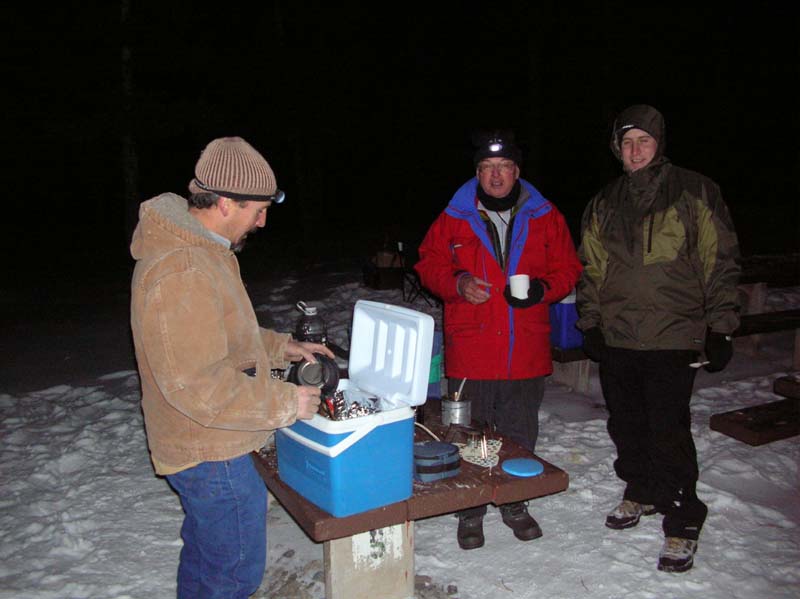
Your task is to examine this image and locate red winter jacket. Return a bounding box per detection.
[415,178,582,380]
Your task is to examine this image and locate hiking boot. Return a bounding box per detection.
[605,499,657,530]
[457,514,485,550]
[500,502,543,541]
[657,537,698,573]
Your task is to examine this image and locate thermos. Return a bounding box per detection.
[294,301,327,344]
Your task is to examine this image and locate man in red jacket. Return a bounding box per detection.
[415,130,582,549]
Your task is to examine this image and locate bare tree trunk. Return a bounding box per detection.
[523,1,552,174]
[121,0,139,247]
[272,2,324,259]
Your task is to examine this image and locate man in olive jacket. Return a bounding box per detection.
[130,137,330,598]
[576,105,740,573]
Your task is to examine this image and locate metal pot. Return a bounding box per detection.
[441,395,471,426]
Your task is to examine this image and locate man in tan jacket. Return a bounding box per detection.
[130,136,330,599]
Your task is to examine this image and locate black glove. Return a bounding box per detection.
[704,331,733,372]
[503,279,545,308]
[582,327,606,362]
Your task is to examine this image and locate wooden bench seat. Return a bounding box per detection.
[773,374,800,400]
[734,309,800,337]
[709,375,800,446]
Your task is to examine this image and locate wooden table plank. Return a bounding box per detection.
[734,309,800,336]
[709,399,800,446]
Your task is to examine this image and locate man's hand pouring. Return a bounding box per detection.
[284,340,334,363]
[285,340,334,419]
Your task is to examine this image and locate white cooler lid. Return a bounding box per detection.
[347,300,434,409]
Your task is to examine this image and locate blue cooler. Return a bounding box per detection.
[549,290,583,349]
[276,300,434,517]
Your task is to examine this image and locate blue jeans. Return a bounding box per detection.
[166,454,267,599]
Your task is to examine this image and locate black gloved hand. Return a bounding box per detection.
[704,331,733,372]
[582,327,606,362]
[503,279,545,308]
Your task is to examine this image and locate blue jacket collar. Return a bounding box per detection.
[444,178,551,275]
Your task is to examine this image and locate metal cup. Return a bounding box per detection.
[441,394,471,426]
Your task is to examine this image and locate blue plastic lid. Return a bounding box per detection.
[501,458,544,477]
[414,441,459,459]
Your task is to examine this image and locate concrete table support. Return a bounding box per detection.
[324,523,414,599]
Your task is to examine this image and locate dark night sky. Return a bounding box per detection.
[4,2,798,288]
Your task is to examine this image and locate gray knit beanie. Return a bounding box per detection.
[188,136,284,203]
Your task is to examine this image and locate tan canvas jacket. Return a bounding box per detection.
[130,193,300,474]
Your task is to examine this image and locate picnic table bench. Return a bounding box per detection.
[710,374,800,445]
[253,398,568,599]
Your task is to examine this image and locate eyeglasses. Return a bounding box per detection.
[477,161,516,174]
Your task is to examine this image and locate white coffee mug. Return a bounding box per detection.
[509,274,530,299]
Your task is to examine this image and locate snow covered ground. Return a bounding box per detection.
[1,264,798,599]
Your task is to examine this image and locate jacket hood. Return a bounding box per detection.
[610,104,666,162]
[130,193,228,261]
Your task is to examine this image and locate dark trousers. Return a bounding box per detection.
[450,378,544,519]
[600,347,708,540]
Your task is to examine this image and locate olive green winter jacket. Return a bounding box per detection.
[576,106,740,351]
[577,164,741,351]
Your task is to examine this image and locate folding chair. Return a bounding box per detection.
[396,242,438,307]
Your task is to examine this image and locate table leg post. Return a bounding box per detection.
[323,522,414,599]
[552,359,591,393]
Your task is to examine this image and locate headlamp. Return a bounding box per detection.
[193,178,285,204]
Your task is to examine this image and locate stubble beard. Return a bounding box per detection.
[231,227,258,253]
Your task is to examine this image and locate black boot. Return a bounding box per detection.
[457,513,485,550]
[500,502,542,541]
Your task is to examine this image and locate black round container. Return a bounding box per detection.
[288,353,340,394]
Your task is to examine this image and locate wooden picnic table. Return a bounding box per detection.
[253,398,568,599]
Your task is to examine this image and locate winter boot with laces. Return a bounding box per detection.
[457,513,485,550]
[500,502,543,541]
[657,536,698,573]
[605,499,657,530]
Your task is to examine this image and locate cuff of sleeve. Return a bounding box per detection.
[274,333,293,369]
[455,271,471,297]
